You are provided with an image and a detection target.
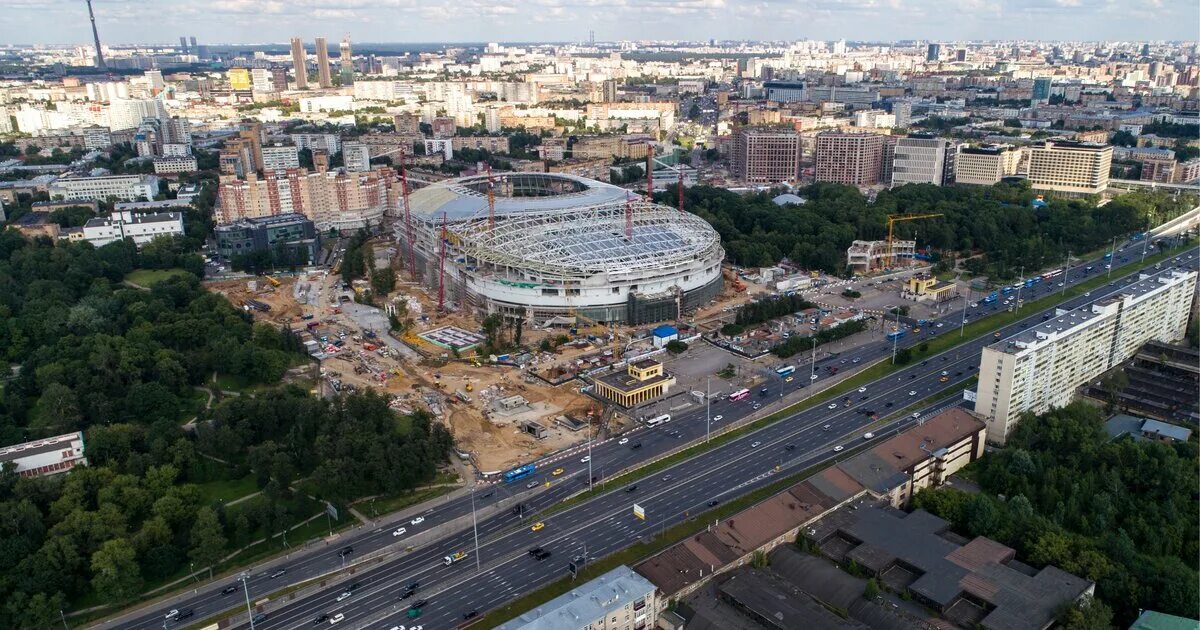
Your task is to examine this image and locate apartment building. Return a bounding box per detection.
[290,133,342,154]
[495,565,658,630]
[49,174,159,202]
[815,131,884,186]
[891,135,952,186]
[731,127,802,184]
[152,156,198,174]
[216,167,400,231]
[342,141,372,173]
[955,144,1022,186]
[261,144,301,172]
[974,268,1197,445]
[1027,140,1112,196]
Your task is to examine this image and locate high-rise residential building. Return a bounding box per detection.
[975,269,1197,445]
[431,116,457,138]
[216,168,401,231]
[339,37,354,85]
[955,144,1022,185]
[179,36,188,51]
[955,48,967,62]
[731,127,802,184]
[315,37,332,88]
[342,141,371,173]
[393,113,420,135]
[270,67,289,92]
[815,132,884,186]
[1032,77,1053,103]
[250,68,274,94]
[261,144,301,172]
[1028,140,1112,196]
[892,100,913,128]
[891,135,953,187]
[602,79,618,103]
[228,68,252,90]
[926,43,941,61]
[290,38,308,89]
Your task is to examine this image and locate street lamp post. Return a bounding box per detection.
[1014,266,1024,311]
[959,288,970,338]
[1107,236,1117,279]
[890,308,901,363]
[587,420,593,493]
[705,376,711,444]
[1060,251,1071,296]
[240,574,256,630]
[59,609,68,630]
[470,486,481,572]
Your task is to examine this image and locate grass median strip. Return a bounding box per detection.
[537,242,1194,521]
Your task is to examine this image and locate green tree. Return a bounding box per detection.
[90,538,143,603]
[864,578,880,599]
[371,268,397,295]
[188,507,227,575]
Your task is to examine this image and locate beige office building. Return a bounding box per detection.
[731,127,801,184]
[955,144,1022,185]
[815,131,885,186]
[289,38,308,90]
[975,268,1197,445]
[315,37,332,88]
[1027,140,1112,196]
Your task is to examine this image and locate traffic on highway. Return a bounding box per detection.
[109,237,1197,630]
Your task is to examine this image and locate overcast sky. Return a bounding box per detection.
[3,0,1197,46]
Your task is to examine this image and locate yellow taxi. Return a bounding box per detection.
[913,327,921,333]
[785,376,794,383]
[939,376,950,382]
[552,468,564,476]
[530,522,545,532]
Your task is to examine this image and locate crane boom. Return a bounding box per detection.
[885,213,943,269]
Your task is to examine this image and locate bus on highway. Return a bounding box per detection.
[775,365,796,377]
[645,414,672,427]
[886,329,906,341]
[729,388,751,402]
[503,463,537,483]
[1041,268,1063,280]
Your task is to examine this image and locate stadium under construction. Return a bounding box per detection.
[395,172,724,325]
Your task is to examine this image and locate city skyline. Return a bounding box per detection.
[3,0,1198,46]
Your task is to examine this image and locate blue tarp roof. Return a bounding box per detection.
[652,325,678,338]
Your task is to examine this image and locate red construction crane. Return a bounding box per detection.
[486,163,496,231]
[399,152,418,281]
[437,212,448,312]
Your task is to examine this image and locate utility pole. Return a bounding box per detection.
[1014,266,1024,310]
[1140,234,1150,263]
[807,320,819,396]
[470,486,481,571]
[59,609,68,630]
[587,419,593,492]
[959,288,970,338]
[890,307,901,363]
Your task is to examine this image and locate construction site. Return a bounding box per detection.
[201,160,782,474]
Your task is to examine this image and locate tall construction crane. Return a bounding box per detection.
[885,213,943,269]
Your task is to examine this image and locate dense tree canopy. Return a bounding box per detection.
[911,403,1198,625]
[671,182,1191,279]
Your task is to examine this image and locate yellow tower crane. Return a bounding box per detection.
[885,213,943,269]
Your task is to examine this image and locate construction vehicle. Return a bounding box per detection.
[722,268,746,292]
[443,551,468,566]
[266,276,281,287]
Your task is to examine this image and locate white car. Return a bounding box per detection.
[580,456,591,463]
[1084,292,1091,297]
[410,516,425,526]
[936,322,944,328]
[713,415,723,422]
[165,610,179,620]
[827,403,838,410]
[750,441,761,448]
[822,424,831,431]
[857,387,867,393]
[912,412,921,419]
[810,374,818,380]
[618,437,629,445]
[833,445,844,452]
[336,591,352,602]
[941,370,948,376]
[330,613,345,625]
[392,527,406,537]
[908,390,917,396]
[863,432,875,440]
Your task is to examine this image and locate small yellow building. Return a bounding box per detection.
[904,273,957,303]
[228,68,251,91]
[593,359,675,408]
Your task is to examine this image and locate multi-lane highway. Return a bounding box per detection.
[112,238,1196,630]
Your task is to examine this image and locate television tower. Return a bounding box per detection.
[85,0,106,69]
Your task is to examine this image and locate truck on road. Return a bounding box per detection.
[443,551,468,566]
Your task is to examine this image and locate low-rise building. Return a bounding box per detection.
[846,239,915,274]
[0,432,87,478]
[153,156,198,174]
[955,144,1022,186]
[593,359,675,408]
[49,174,159,202]
[495,565,659,630]
[213,213,320,264]
[81,210,185,247]
[904,273,958,303]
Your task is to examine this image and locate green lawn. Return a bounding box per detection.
[360,484,458,519]
[125,268,192,287]
[194,474,259,506]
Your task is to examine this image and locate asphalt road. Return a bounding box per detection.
[115,239,1196,630]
